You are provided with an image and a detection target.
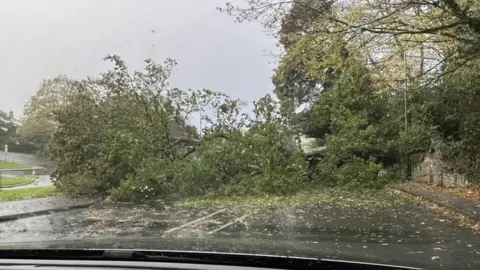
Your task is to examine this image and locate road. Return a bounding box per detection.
[0,192,478,269]
[0,152,478,269]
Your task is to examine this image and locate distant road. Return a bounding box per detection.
[0,151,54,172]
[3,175,53,189]
[0,151,54,189]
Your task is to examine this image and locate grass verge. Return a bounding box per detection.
[0,175,37,188]
[0,186,56,201]
[0,160,29,169]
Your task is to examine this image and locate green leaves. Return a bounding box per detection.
[46,54,308,200]
[40,0,480,202]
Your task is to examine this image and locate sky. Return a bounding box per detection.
[0,0,278,126]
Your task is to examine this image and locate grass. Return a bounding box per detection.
[0,186,56,201]
[0,175,37,187]
[0,160,29,169]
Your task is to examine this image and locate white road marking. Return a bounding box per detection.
[207,214,249,235]
[163,208,227,236]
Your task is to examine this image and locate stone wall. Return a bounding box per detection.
[412,150,469,187]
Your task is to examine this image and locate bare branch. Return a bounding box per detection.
[181,147,197,159]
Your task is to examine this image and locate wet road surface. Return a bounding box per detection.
[0,192,478,269]
[0,197,95,217]
[0,152,478,268]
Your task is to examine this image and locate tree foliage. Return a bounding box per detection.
[20,75,77,154]
[0,110,17,147]
[48,56,309,201]
[29,0,480,203]
[219,0,478,184]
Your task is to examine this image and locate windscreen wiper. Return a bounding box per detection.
[0,249,422,270]
[100,250,423,270]
[102,250,328,269]
[101,250,215,264]
[0,249,324,269]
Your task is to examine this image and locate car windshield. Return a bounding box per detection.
[0,0,479,269]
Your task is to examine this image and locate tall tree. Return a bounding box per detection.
[221,0,480,95]
[20,75,77,153]
[0,110,17,147]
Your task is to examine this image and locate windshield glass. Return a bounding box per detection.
[0,0,479,269]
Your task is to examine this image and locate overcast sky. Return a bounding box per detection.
[0,0,277,124]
